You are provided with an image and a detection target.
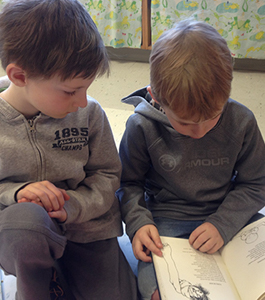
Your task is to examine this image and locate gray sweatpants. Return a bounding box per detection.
[0,202,138,300]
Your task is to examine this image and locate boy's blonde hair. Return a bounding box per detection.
[0,0,109,80]
[149,20,233,122]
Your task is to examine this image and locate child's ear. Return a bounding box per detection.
[5,63,27,87]
[147,85,160,104]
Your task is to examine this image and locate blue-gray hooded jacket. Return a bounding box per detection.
[116,87,265,245]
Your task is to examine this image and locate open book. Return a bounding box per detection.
[152,218,265,300]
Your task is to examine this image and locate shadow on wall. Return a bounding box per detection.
[107,47,265,72]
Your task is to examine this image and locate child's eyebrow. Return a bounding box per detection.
[178,112,222,125]
[195,111,223,124]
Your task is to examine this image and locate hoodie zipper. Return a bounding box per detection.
[28,117,36,133]
[27,115,44,180]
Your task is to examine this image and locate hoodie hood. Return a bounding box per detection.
[121,87,172,128]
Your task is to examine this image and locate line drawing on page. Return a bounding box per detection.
[162,243,210,300]
[238,221,265,244]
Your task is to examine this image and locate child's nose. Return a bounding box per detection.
[191,124,208,139]
[74,94,87,108]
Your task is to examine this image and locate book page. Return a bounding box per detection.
[220,218,265,300]
[153,236,240,300]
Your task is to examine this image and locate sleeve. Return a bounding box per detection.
[63,103,122,225]
[116,114,156,241]
[0,181,32,207]
[206,116,265,244]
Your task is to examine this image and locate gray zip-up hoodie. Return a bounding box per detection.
[116,87,265,245]
[0,96,122,243]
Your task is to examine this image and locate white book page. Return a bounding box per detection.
[220,218,265,300]
[153,236,240,300]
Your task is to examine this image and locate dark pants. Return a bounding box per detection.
[0,202,138,300]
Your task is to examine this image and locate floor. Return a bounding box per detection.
[0,61,265,298]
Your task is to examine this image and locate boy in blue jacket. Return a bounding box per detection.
[117,20,265,300]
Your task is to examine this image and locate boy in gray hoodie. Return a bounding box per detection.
[116,20,265,300]
[0,0,138,299]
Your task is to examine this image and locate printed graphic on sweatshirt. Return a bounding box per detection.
[159,148,230,172]
[185,148,230,169]
[159,154,181,172]
[52,127,88,151]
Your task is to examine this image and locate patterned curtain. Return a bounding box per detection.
[80,0,143,48]
[151,0,265,59]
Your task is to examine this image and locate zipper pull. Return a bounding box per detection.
[28,118,36,132]
[27,113,41,132]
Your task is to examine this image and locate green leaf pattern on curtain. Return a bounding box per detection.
[80,0,142,48]
[151,0,265,59]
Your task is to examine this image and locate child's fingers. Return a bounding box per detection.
[144,238,163,258]
[143,226,163,257]
[189,225,204,246]
[38,181,66,209]
[17,181,67,211]
[133,225,163,261]
[133,237,162,262]
[17,190,38,201]
[48,207,67,222]
[189,222,224,254]
[149,226,163,249]
[196,234,224,254]
[133,241,152,262]
[31,200,45,208]
[24,185,55,211]
[17,197,44,208]
[17,197,30,203]
[59,188,70,201]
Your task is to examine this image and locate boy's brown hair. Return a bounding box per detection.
[149,19,233,122]
[0,0,109,80]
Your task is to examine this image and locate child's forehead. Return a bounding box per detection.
[29,73,94,88]
[57,75,95,88]
[164,106,223,124]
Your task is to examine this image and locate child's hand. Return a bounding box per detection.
[189,222,224,254]
[132,224,163,262]
[17,181,70,212]
[48,207,67,223]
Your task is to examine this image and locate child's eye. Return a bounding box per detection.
[65,91,76,96]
